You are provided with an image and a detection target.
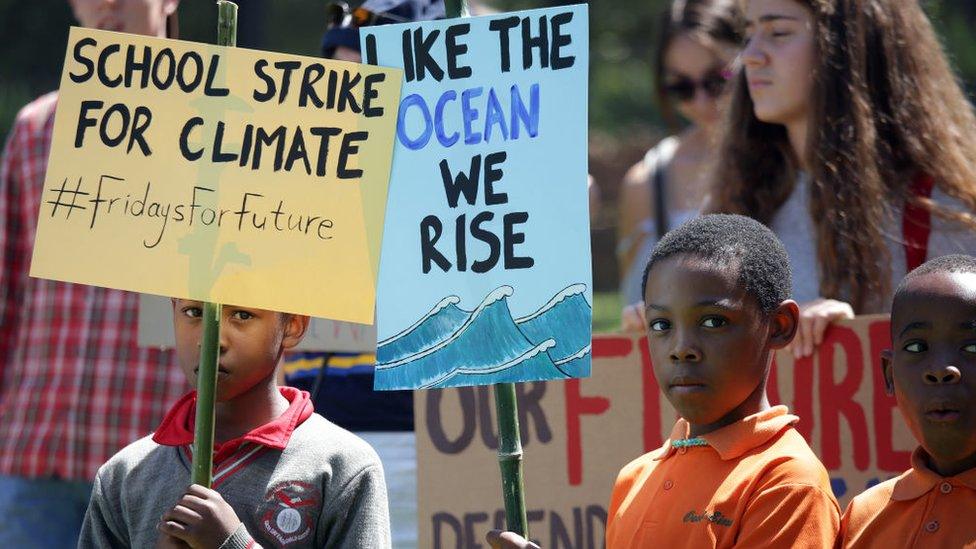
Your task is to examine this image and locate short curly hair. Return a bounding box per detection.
[640,214,793,313]
[894,254,976,303]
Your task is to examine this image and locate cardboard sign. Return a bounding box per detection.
[362,6,593,390]
[30,28,402,323]
[415,316,914,548]
[137,294,376,353]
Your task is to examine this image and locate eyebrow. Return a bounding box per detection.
[645,300,737,312]
[745,14,802,27]
[898,321,931,338]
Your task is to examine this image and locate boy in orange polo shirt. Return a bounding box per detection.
[486,214,839,548]
[841,254,976,548]
[607,214,840,548]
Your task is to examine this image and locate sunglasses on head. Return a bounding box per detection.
[663,68,732,102]
[325,1,410,30]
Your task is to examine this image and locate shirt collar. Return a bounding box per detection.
[654,405,799,461]
[152,386,314,451]
[891,447,976,501]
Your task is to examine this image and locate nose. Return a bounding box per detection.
[693,86,715,109]
[740,37,766,69]
[669,329,702,363]
[196,335,228,354]
[218,328,229,354]
[924,364,961,385]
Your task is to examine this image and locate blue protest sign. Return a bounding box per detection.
[364,5,591,390]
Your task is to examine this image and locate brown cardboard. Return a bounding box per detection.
[415,315,913,548]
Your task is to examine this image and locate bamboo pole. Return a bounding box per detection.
[493,383,529,537]
[191,302,222,486]
[190,0,237,488]
[442,0,530,538]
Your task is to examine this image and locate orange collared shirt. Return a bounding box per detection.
[606,406,841,548]
[841,447,976,548]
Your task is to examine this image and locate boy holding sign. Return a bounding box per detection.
[841,255,976,548]
[489,215,840,548]
[80,300,391,548]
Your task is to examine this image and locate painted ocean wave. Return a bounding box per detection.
[418,339,560,389]
[376,295,467,363]
[553,345,591,378]
[375,284,592,390]
[515,285,591,362]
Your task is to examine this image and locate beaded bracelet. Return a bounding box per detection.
[671,437,708,448]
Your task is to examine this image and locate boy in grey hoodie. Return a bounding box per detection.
[79,300,391,548]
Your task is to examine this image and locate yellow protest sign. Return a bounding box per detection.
[30,27,402,323]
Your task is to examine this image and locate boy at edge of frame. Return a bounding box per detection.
[840,254,976,548]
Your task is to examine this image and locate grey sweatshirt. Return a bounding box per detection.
[79,412,391,548]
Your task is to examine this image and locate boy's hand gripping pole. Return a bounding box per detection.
[190,0,237,488]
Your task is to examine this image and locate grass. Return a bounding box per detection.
[593,291,623,334]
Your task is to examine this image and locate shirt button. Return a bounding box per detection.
[679,447,688,455]
[940,482,952,494]
[663,480,674,490]
[925,520,939,533]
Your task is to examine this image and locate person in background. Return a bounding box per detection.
[0,1,185,546]
[617,0,743,317]
[708,0,976,358]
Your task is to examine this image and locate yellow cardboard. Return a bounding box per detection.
[30,27,402,322]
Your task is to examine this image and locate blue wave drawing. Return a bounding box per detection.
[516,284,591,364]
[377,296,468,363]
[375,284,592,390]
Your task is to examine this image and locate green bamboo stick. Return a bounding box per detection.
[493,382,529,537]
[216,0,238,48]
[190,0,237,488]
[191,301,222,486]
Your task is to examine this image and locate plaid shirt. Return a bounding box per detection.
[0,92,188,481]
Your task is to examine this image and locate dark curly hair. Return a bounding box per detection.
[641,214,793,312]
[894,254,976,301]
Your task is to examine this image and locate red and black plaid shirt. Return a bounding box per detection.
[0,92,188,480]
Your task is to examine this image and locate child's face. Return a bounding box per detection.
[172,299,308,402]
[886,272,976,471]
[644,255,795,431]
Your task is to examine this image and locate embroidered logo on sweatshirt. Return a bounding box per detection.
[683,510,734,527]
[260,480,321,546]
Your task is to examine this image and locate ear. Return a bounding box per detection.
[880,349,895,396]
[281,315,310,350]
[768,299,799,350]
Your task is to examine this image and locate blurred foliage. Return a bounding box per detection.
[2,0,975,142]
[592,290,622,333]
